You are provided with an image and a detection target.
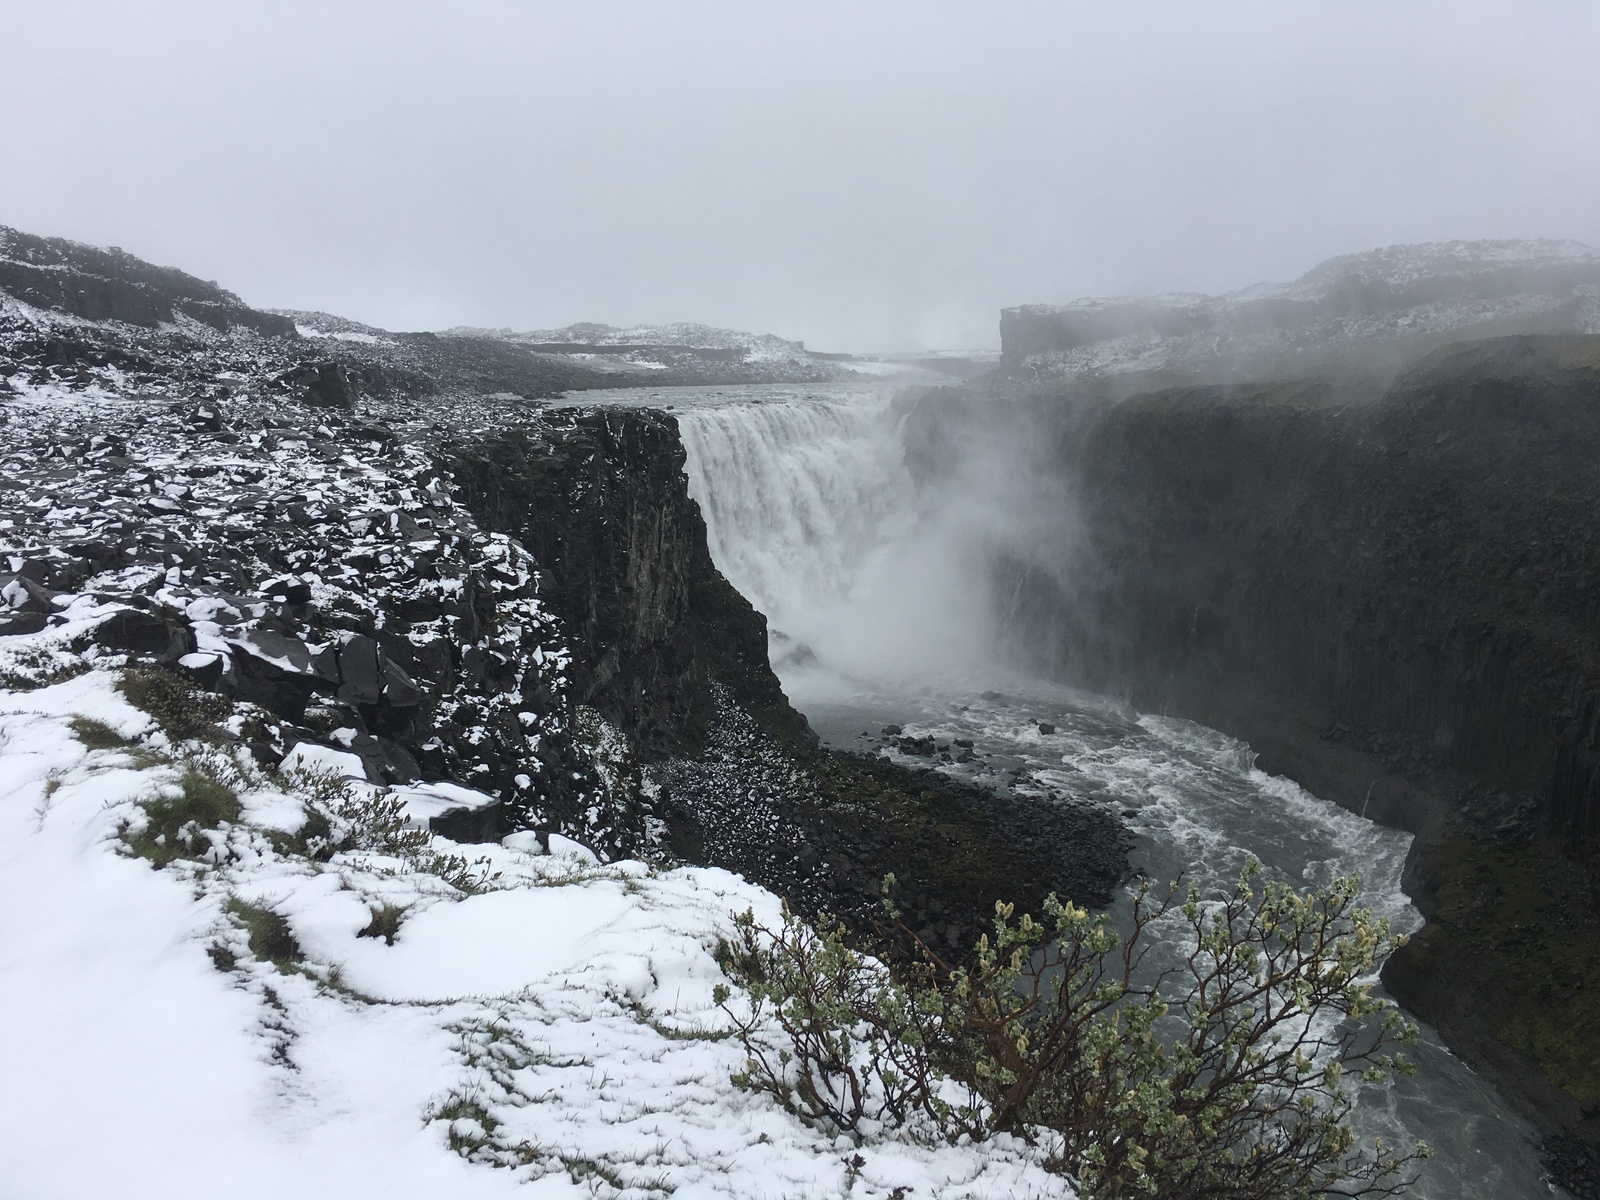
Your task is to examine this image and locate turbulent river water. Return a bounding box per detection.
[591,378,1559,1199]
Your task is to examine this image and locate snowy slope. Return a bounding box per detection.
[434,320,844,376]
[0,666,1065,1200]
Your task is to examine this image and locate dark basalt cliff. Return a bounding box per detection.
[906,333,1600,1156]
[435,410,1129,955]
[440,410,813,760]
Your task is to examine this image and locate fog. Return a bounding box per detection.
[3,1,1598,352]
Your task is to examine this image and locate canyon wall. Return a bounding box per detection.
[905,333,1600,1142]
[917,336,1600,852]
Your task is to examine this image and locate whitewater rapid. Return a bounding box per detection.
[591,379,1563,1200]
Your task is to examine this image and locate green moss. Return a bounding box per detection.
[1416,837,1600,1106]
[118,668,230,741]
[225,898,302,971]
[358,902,408,946]
[265,806,336,862]
[126,768,242,866]
[69,716,138,750]
[800,751,1067,925]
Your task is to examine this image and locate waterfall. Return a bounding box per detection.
[675,387,1005,692]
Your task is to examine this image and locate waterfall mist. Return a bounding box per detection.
[675,384,1073,699]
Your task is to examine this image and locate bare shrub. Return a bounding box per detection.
[716,861,1430,1199]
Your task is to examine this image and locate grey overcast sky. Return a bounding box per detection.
[2,2,1598,352]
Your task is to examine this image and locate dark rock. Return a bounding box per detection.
[235,629,314,673]
[0,611,48,636]
[93,608,194,659]
[429,800,503,844]
[335,635,383,704]
[350,734,421,785]
[177,652,226,689]
[897,735,937,756]
[381,658,422,707]
[881,724,903,735]
[310,645,341,684]
[2,574,60,614]
[1038,722,1056,735]
[410,636,453,683]
[228,642,315,720]
[276,360,358,409]
[260,576,313,604]
[1542,1135,1600,1200]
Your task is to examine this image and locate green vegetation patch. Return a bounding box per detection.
[69,716,139,750]
[357,902,408,946]
[118,668,231,741]
[225,898,303,971]
[126,768,241,866]
[264,806,336,862]
[810,753,1038,900]
[0,646,91,692]
[1412,837,1600,1106]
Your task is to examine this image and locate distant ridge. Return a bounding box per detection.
[1001,238,1600,385]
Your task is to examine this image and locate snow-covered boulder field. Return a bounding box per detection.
[0,669,1065,1198]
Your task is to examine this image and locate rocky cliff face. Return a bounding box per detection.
[905,332,1600,1155]
[440,410,813,761]
[989,338,1600,853]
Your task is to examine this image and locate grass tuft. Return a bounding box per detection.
[207,943,238,972]
[70,716,139,750]
[126,768,241,866]
[358,902,408,946]
[118,668,230,741]
[225,898,302,971]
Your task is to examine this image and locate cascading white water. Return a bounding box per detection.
[675,385,1007,690]
[678,393,911,642]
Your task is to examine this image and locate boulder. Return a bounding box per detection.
[0,611,48,636]
[1,575,59,614]
[228,637,317,720]
[349,734,421,784]
[429,800,503,844]
[335,635,383,704]
[93,608,195,659]
[277,361,358,409]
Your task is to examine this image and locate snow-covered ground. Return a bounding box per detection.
[0,668,1068,1199]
